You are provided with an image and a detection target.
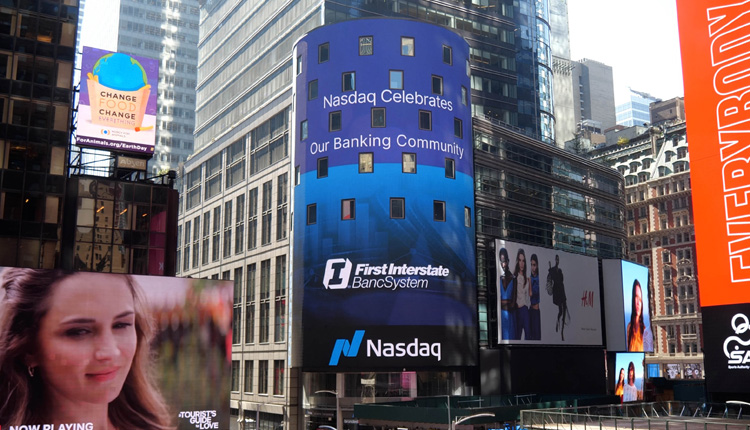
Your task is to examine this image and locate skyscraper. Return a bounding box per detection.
[116,0,200,176]
[0,0,78,268]
[616,88,659,127]
[573,58,616,131]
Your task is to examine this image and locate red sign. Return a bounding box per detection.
[676,0,750,307]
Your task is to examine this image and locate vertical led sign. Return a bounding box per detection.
[676,0,750,392]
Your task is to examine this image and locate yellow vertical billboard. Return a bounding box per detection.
[676,0,750,392]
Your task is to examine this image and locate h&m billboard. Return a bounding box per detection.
[676,0,750,392]
[291,19,476,370]
[0,268,231,429]
[495,239,602,346]
[77,46,158,155]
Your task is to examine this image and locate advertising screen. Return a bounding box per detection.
[292,19,476,370]
[495,239,602,345]
[675,0,750,392]
[77,46,158,155]
[0,268,231,429]
[602,260,653,352]
[613,352,645,402]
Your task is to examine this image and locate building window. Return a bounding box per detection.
[443,45,452,64]
[258,360,268,394]
[454,118,463,138]
[261,181,273,246]
[402,153,416,173]
[432,75,443,95]
[236,194,245,254]
[317,157,328,178]
[445,158,455,179]
[212,206,220,261]
[274,297,286,342]
[401,37,414,56]
[300,120,308,140]
[461,86,467,105]
[307,204,317,225]
[296,55,302,75]
[245,301,255,343]
[390,70,403,89]
[359,36,373,55]
[276,173,288,241]
[390,198,405,219]
[244,361,253,393]
[318,43,329,63]
[359,152,373,173]
[192,217,200,268]
[202,212,210,265]
[223,201,233,258]
[273,360,285,395]
[434,201,446,222]
[419,110,431,130]
[464,207,471,227]
[371,107,385,127]
[231,361,239,391]
[248,188,258,250]
[308,80,318,100]
[341,199,355,220]
[329,111,342,131]
[342,72,355,91]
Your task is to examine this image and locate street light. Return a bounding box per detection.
[451,413,495,430]
[315,390,342,430]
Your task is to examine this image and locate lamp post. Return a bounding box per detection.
[451,413,495,430]
[315,390,342,430]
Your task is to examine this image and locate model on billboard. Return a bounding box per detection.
[614,367,625,398]
[529,254,541,340]
[626,279,653,352]
[498,247,516,340]
[514,249,531,340]
[622,361,640,402]
[548,254,569,341]
[0,269,172,429]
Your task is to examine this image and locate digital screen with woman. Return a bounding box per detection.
[614,352,645,402]
[621,261,653,352]
[0,268,232,430]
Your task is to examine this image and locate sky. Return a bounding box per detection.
[567,0,685,103]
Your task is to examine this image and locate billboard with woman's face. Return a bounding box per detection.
[602,260,653,352]
[0,268,232,429]
[494,239,602,345]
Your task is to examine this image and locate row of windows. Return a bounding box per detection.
[303,109,463,135]
[312,154,457,178]
[230,359,284,396]
[308,71,455,98]
[306,198,471,225]
[230,258,287,346]
[305,38,453,69]
[178,173,288,272]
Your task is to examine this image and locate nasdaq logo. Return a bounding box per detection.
[323,258,352,289]
[329,330,365,366]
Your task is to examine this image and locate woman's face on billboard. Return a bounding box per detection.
[634,283,643,319]
[30,273,137,408]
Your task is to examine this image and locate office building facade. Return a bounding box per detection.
[117,0,200,176]
[0,0,78,268]
[616,88,659,127]
[589,118,703,379]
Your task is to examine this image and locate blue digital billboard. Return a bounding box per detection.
[292,19,476,369]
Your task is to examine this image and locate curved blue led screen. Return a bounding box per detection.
[292,19,477,370]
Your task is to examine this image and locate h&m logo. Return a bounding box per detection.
[323,258,352,289]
